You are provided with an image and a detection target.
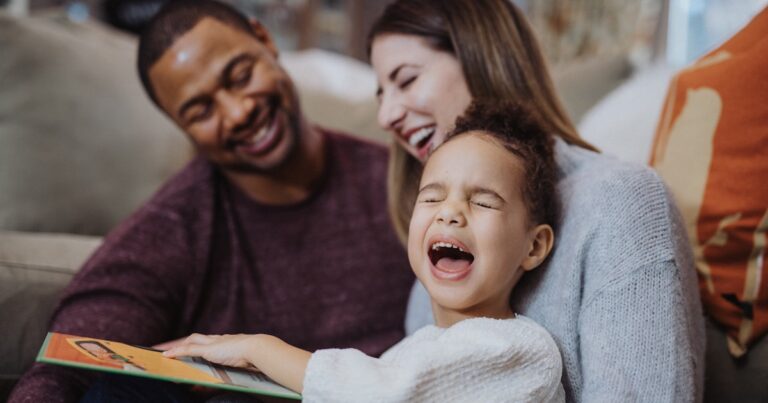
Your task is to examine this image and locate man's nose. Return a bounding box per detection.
[217,91,253,131]
[435,201,467,227]
[377,93,406,132]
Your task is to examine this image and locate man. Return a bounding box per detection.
[10,1,413,401]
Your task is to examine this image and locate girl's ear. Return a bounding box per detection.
[521,224,554,271]
[249,19,279,58]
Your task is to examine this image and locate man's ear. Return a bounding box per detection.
[249,19,279,57]
[521,224,554,272]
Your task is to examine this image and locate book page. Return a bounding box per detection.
[37,332,301,400]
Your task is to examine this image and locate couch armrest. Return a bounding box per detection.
[0,231,101,382]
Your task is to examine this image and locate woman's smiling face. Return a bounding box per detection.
[371,33,472,163]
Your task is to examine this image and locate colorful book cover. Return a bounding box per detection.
[36,332,301,400]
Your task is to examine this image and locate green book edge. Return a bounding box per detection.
[36,332,301,401]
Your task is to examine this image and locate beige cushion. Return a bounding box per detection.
[0,230,100,379]
[0,12,191,236]
[551,54,632,124]
[578,63,677,164]
[282,49,389,144]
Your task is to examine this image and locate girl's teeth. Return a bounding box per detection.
[408,127,434,147]
[431,242,464,252]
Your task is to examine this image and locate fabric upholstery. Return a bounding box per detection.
[0,11,191,236]
[0,230,100,381]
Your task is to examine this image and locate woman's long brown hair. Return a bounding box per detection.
[369,0,597,244]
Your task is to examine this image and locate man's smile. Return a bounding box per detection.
[227,97,285,157]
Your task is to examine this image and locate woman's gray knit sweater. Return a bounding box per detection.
[405,138,705,402]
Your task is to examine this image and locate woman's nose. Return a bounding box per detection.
[377,93,406,132]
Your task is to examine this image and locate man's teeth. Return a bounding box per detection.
[408,127,435,147]
[246,121,270,145]
[431,242,465,252]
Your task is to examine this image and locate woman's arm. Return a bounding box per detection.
[578,259,703,402]
[163,333,311,393]
[574,166,705,402]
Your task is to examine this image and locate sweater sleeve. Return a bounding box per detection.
[577,168,705,403]
[579,260,701,403]
[9,202,197,403]
[302,318,564,403]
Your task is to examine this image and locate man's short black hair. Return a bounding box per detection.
[137,0,256,107]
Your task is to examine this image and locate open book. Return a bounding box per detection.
[36,332,301,400]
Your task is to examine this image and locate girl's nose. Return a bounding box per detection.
[435,201,467,227]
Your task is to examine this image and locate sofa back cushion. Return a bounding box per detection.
[650,7,768,357]
[0,231,100,384]
[0,12,192,236]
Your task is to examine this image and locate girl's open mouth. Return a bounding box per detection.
[428,241,475,281]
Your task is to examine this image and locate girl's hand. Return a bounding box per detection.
[163,333,262,369]
[164,333,312,393]
[152,337,187,351]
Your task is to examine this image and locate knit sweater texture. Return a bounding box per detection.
[303,316,565,402]
[405,139,706,402]
[10,130,414,403]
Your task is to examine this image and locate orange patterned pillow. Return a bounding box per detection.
[651,7,768,357]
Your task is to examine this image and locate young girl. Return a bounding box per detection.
[164,102,564,402]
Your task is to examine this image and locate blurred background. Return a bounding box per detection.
[2,0,766,127]
[3,0,766,125]
[3,0,766,66]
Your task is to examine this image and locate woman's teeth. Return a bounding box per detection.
[409,127,435,147]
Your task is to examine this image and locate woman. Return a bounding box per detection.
[368,1,705,402]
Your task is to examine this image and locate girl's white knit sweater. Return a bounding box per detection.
[302,315,564,402]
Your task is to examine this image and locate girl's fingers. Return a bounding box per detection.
[162,333,227,358]
[152,337,186,351]
[162,347,181,358]
[164,343,205,358]
[156,333,217,353]
[183,333,215,346]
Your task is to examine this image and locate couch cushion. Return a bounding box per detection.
[579,63,677,164]
[0,12,191,236]
[650,6,768,357]
[281,49,389,144]
[0,230,101,380]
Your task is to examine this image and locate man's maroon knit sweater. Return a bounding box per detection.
[10,130,414,402]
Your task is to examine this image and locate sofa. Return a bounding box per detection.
[0,10,631,399]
